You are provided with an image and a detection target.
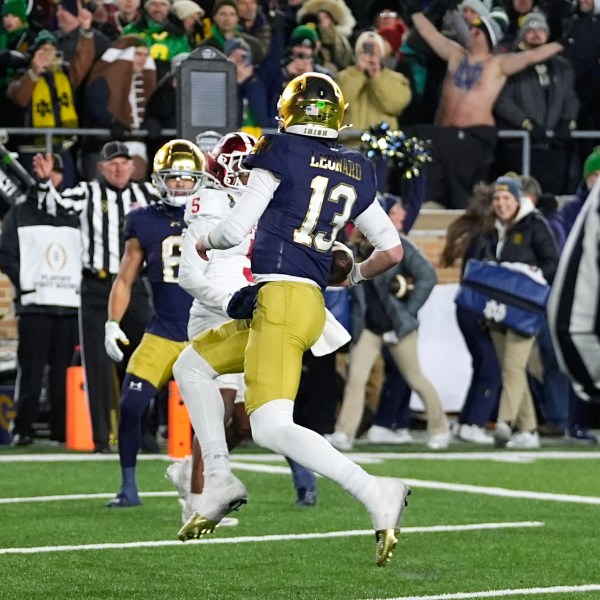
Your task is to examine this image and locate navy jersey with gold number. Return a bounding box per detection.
[124,204,192,341]
[244,133,377,288]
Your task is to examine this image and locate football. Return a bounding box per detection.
[389,274,415,298]
[328,243,354,285]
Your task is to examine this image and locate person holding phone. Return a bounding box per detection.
[335,30,412,150]
[6,5,97,187]
[224,36,271,130]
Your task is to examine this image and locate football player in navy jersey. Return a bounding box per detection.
[173,73,410,566]
[104,139,205,508]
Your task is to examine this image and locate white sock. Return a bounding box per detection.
[250,399,374,498]
[173,346,229,474]
[188,492,202,508]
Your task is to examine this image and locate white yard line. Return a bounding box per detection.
[2,473,599,505]
[2,450,600,463]
[0,491,178,503]
[363,584,600,599]
[0,521,543,555]
[402,479,600,505]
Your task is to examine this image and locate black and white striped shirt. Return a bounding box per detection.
[38,179,160,274]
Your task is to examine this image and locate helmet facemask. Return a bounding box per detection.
[152,140,206,207]
[206,132,257,190]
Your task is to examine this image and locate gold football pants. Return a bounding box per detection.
[192,281,326,414]
[127,332,189,389]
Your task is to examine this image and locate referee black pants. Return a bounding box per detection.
[79,272,151,450]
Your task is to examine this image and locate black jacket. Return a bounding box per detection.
[0,196,80,316]
[477,200,559,285]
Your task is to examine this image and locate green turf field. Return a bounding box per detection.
[1,441,600,600]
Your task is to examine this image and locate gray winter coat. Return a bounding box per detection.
[350,235,437,342]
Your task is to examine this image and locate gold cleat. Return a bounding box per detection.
[177,511,219,541]
[375,528,399,567]
[367,477,411,567]
[176,473,248,542]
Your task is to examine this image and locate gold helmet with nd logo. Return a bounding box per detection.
[277,72,348,139]
[152,139,206,207]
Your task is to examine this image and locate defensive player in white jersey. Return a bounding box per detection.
[166,132,257,524]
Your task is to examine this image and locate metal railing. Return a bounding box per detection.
[1,126,599,177]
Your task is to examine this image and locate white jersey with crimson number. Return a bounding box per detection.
[180,186,254,336]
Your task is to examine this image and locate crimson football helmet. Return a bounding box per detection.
[205,131,257,190]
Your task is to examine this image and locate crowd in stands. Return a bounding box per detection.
[1,0,599,452]
[0,0,598,203]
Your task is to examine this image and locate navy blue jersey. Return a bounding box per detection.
[243,133,377,288]
[124,204,192,341]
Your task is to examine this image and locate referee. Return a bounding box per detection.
[34,141,160,453]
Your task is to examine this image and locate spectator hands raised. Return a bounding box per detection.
[77,0,94,31]
[32,153,54,179]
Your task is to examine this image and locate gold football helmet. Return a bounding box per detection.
[277,72,348,139]
[152,139,206,206]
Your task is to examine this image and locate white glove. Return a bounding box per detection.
[348,263,367,285]
[104,320,129,362]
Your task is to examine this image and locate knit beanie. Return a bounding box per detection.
[1,0,28,22]
[460,0,491,17]
[492,176,521,202]
[518,11,549,35]
[224,36,251,58]
[212,0,238,16]
[289,24,319,49]
[583,146,600,178]
[31,29,58,52]
[472,11,505,48]
[170,0,204,20]
[144,0,171,9]
[355,30,386,55]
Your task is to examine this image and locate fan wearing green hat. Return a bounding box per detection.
[5,3,97,187]
[0,0,36,123]
[583,146,600,189]
[1,0,32,51]
[556,146,600,237]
